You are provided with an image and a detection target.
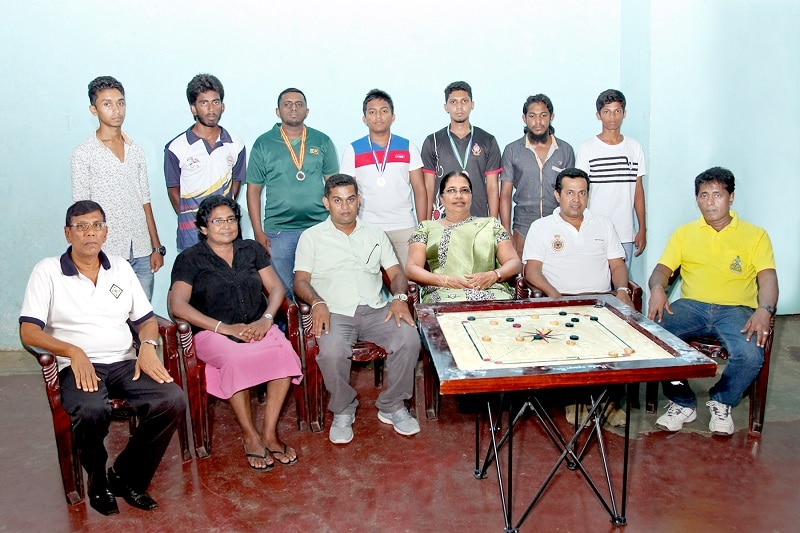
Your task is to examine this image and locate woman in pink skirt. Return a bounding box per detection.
[169,196,302,470]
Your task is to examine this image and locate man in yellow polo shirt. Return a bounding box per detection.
[294,174,421,444]
[647,167,778,435]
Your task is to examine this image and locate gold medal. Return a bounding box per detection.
[279,126,307,180]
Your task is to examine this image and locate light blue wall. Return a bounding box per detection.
[1,1,796,349]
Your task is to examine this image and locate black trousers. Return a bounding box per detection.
[59,359,186,492]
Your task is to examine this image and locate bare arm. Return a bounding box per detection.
[647,263,674,322]
[246,183,269,252]
[608,257,633,306]
[133,316,173,383]
[486,173,500,219]
[142,203,164,272]
[424,173,436,219]
[384,265,414,327]
[293,270,328,338]
[499,181,513,233]
[167,186,180,214]
[20,322,99,392]
[633,176,646,256]
[168,280,252,342]
[742,269,779,347]
[523,259,561,298]
[232,181,241,200]
[410,168,428,223]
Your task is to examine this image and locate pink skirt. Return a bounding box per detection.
[194,325,303,400]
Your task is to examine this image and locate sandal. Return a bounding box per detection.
[243,444,273,471]
[267,443,298,466]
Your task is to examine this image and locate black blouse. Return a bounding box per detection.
[171,239,271,334]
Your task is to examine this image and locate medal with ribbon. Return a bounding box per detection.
[280,126,307,181]
[367,134,391,187]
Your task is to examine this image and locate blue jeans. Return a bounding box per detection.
[129,255,154,301]
[266,230,304,301]
[659,299,764,408]
[621,242,633,270]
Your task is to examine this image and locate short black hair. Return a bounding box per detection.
[187,73,224,105]
[523,94,555,135]
[363,89,394,115]
[596,89,626,112]
[195,195,241,241]
[555,168,590,192]
[324,174,359,197]
[695,166,735,195]
[444,81,472,102]
[439,171,472,196]
[66,200,106,226]
[277,87,306,107]
[88,76,124,106]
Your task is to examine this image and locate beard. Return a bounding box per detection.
[195,114,220,128]
[524,127,549,144]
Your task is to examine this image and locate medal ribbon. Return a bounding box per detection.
[367,134,392,176]
[279,126,307,171]
[446,126,473,171]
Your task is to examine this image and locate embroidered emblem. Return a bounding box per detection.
[729,255,743,274]
[309,147,319,155]
[185,156,200,169]
[226,153,235,167]
[109,284,123,299]
[471,143,482,156]
[551,234,566,252]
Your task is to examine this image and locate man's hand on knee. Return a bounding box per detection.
[133,347,174,384]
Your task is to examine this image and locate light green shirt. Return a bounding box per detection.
[294,217,399,316]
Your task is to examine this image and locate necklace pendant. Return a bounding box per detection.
[296,171,306,181]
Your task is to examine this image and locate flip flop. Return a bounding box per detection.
[243,444,274,471]
[267,444,298,466]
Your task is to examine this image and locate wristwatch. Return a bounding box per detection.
[759,304,776,315]
[153,246,166,256]
[263,312,274,321]
[141,339,158,347]
[393,293,409,302]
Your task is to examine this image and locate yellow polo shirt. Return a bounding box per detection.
[658,211,775,308]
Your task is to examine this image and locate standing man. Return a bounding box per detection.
[19,201,185,515]
[500,94,575,255]
[576,89,646,269]
[71,76,164,301]
[294,174,421,445]
[165,73,246,252]
[649,167,777,436]
[421,81,502,220]
[247,88,339,299]
[340,89,427,267]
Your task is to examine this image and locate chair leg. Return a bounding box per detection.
[374,359,385,388]
[749,363,770,434]
[59,426,84,505]
[645,381,659,414]
[293,381,309,432]
[629,383,641,410]
[307,352,325,433]
[422,349,440,420]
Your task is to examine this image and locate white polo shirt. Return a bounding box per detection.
[19,249,154,371]
[522,208,624,294]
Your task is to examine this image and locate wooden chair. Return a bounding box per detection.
[298,275,417,432]
[172,293,307,458]
[644,267,775,434]
[20,315,189,505]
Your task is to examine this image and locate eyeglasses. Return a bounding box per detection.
[209,216,239,227]
[69,222,107,232]
[443,187,472,196]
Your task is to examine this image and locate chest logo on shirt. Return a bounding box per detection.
[109,284,123,299]
[729,255,743,274]
[471,143,482,156]
[226,153,235,167]
[184,156,201,169]
[309,147,319,155]
[551,234,566,252]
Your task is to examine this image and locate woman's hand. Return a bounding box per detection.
[464,271,499,291]
[219,322,256,342]
[246,316,274,342]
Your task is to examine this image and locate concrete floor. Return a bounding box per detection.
[1,315,799,532]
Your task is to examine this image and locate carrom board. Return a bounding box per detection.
[436,303,674,371]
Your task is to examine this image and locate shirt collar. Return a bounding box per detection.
[60,247,111,276]
[699,210,739,231]
[185,125,232,145]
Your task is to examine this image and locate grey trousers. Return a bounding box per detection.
[316,304,420,414]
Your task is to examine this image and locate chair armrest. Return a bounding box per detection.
[519,276,544,299]
[19,335,64,413]
[628,280,644,313]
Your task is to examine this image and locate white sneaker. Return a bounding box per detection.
[707,400,734,436]
[655,401,697,431]
[329,412,355,444]
[377,408,420,436]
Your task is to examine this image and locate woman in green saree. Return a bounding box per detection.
[406,171,521,303]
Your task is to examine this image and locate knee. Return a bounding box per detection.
[388,325,421,357]
[153,384,187,418]
[72,401,113,425]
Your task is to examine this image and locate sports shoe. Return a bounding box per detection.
[655,401,697,431]
[329,412,355,444]
[378,408,421,436]
[707,400,734,435]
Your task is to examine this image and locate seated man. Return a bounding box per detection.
[648,167,778,436]
[522,168,632,426]
[294,174,421,444]
[19,201,186,515]
[522,168,633,307]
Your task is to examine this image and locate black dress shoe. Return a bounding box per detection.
[88,486,119,516]
[107,468,158,511]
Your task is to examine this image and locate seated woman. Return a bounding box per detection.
[169,196,302,471]
[406,171,521,302]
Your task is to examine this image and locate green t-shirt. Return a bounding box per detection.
[247,123,339,231]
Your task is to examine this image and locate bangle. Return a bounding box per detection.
[616,287,632,295]
[494,269,502,281]
[214,320,222,333]
[311,301,327,310]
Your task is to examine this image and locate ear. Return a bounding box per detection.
[596,111,601,121]
[362,115,368,126]
[521,113,527,124]
[64,226,72,243]
[303,108,310,120]
[190,104,197,117]
[391,114,396,124]
[729,191,735,205]
[90,105,98,117]
[554,189,561,202]
[275,108,281,119]
[322,195,330,211]
[199,225,208,236]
